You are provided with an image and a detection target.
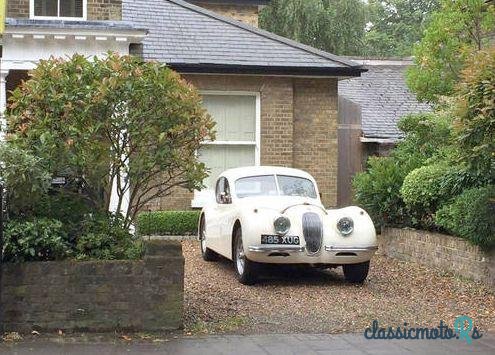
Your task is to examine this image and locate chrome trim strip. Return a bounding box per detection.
[325,245,378,252]
[248,245,305,253]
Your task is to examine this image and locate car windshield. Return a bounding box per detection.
[235,175,317,199]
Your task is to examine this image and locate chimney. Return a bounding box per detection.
[187,1,271,28]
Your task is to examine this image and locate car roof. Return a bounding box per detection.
[220,166,316,182]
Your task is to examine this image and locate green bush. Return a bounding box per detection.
[393,112,453,169]
[75,214,143,261]
[137,210,201,236]
[435,186,495,250]
[401,162,471,208]
[0,144,51,216]
[34,192,93,241]
[3,218,71,262]
[353,156,412,228]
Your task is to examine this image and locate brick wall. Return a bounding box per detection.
[146,74,339,211]
[87,0,122,21]
[190,2,260,27]
[0,240,184,332]
[6,0,29,18]
[7,0,122,20]
[293,79,339,207]
[379,228,495,287]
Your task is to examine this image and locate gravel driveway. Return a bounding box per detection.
[183,240,495,335]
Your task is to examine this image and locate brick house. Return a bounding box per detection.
[0,0,365,211]
[337,58,432,205]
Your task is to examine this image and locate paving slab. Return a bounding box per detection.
[0,332,494,355]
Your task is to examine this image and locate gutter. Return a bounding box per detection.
[360,137,399,144]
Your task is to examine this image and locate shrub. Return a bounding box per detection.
[0,144,51,217]
[7,53,215,228]
[3,218,71,262]
[435,185,495,250]
[353,156,412,228]
[33,192,93,241]
[394,112,453,165]
[455,48,495,181]
[401,162,472,208]
[75,214,143,261]
[137,211,201,236]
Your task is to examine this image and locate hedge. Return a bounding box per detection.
[435,186,495,250]
[137,211,201,236]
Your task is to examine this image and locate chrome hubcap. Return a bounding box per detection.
[236,237,245,275]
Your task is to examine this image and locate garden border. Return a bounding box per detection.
[378,227,495,287]
[0,239,184,333]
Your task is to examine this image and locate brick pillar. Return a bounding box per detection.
[293,78,339,208]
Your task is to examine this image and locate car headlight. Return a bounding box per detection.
[274,216,291,235]
[337,217,354,236]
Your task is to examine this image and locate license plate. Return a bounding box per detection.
[261,235,300,245]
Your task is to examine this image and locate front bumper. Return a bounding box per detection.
[246,244,378,264]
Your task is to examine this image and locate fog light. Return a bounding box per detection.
[337,217,354,236]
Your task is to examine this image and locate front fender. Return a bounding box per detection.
[323,206,377,247]
[235,208,282,256]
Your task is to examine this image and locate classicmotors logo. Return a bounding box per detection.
[364,316,483,344]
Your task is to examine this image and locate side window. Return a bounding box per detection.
[224,179,231,203]
[215,177,225,204]
[215,177,232,204]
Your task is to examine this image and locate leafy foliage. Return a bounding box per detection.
[259,0,440,57]
[3,218,70,262]
[454,48,495,181]
[400,162,475,227]
[259,0,366,55]
[353,112,454,229]
[394,112,453,162]
[6,53,215,228]
[353,156,412,229]
[365,0,440,57]
[435,185,495,250]
[0,144,51,216]
[137,210,201,236]
[75,214,143,261]
[407,0,495,103]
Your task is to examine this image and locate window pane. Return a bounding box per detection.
[202,95,256,141]
[60,0,83,17]
[34,0,58,16]
[198,145,255,188]
[235,175,277,198]
[277,175,317,198]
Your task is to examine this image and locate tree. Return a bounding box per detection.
[364,0,440,57]
[454,48,495,182]
[407,0,495,103]
[259,0,367,55]
[6,53,215,228]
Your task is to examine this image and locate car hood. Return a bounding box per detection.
[236,196,324,213]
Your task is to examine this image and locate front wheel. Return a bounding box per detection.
[233,227,258,285]
[199,215,218,262]
[343,261,370,283]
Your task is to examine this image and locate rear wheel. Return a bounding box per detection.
[199,215,218,262]
[233,226,258,285]
[343,261,370,283]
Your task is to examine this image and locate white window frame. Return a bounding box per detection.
[30,0,88,21]
[192,90,261,208]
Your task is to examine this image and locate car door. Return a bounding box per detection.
[207,177,232,256]
[215,177,235,257]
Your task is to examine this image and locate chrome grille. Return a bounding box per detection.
[302,212,323,255]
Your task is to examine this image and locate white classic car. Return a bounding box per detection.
[198,166,377,285]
